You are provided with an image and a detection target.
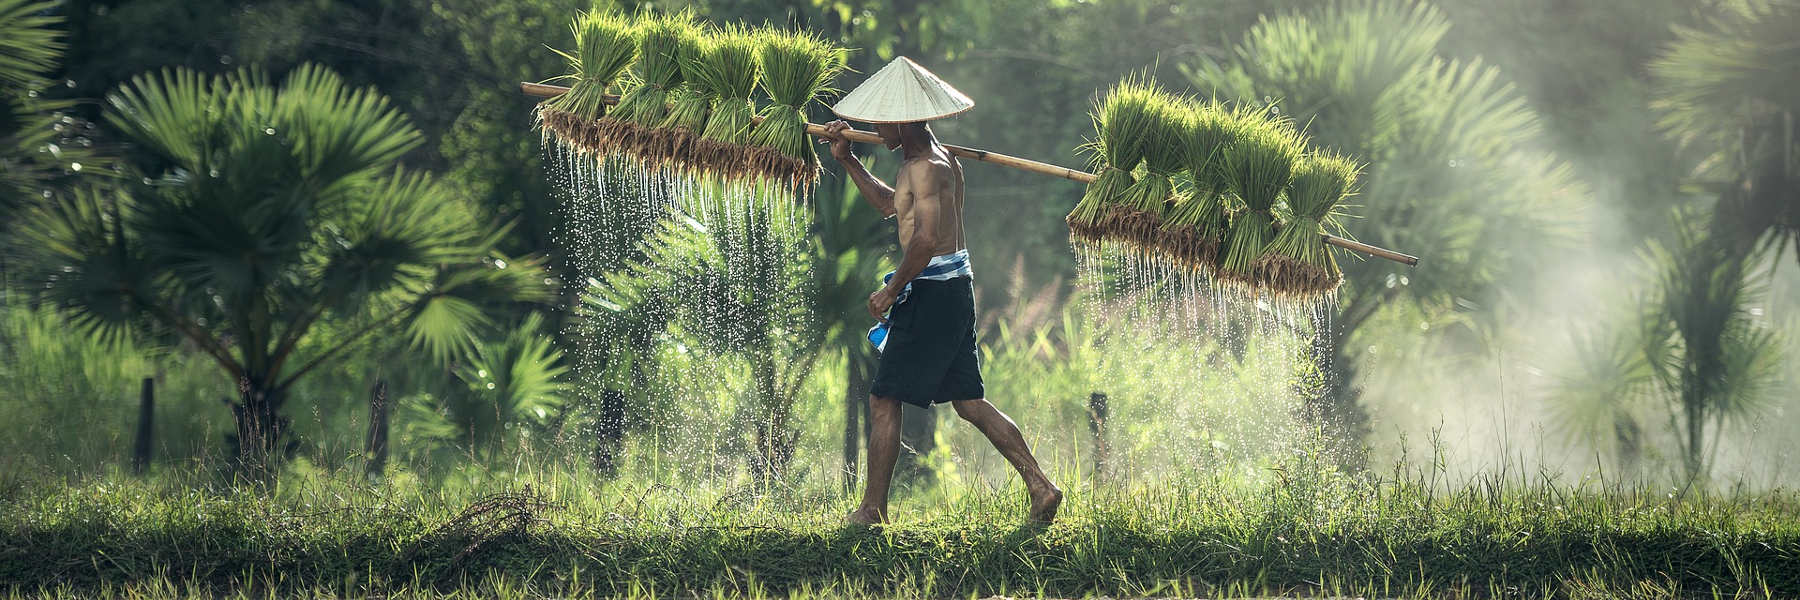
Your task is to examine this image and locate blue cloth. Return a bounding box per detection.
[868,249,973,352]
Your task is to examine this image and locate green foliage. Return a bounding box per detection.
[0,0,102,221]
[695,25,761,145]
[1650,0,1799,257]
[9,64,548,472]
[1645,225,1787,481]
[582,193,822,478]
[658,23,713,133]
[0,0,61,90]
[1185,0,1584,453]
[1264,150,1360,278]
[612,11,698,127]
[1116,87,1189,216]
[746,28,846,167]
[0,304,221,476]
[9,465,1800,598]
[1066,76,1161,233]
[542,10,638,120]
[1217,114,1303,278]
[402,312,569,459]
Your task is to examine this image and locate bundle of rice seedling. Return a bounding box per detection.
[654,22,712,170]
[1217,109,1303,287]
[1158,100,1245,271]
[1107,86,1190,250]
[690,24,761,179]
[1065,76,1159,246]
[538,10,638,156]
[1258,149,1359,297]
[608,12,698,163]
[745,28,847,190]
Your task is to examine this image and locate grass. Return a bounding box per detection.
[5,456,1799,599]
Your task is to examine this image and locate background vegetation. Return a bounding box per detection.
[2,0,1798,596]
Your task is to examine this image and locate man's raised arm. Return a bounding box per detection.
[820,120,896,217]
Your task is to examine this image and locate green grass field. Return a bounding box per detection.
[5,459,1797,600]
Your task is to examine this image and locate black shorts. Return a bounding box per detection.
[871,277,985,408]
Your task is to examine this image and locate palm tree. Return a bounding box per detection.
[1641,1,1797,483]
[10,65,548,478]
[1183,0,1582,464]
[1646,224,1785,482]
[1,0,102,235]
[1650,0,1799,259]
[583,195,824,481]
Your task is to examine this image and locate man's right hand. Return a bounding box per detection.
[818,120,855,163]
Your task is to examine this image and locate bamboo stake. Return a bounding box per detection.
[522,81,1420,266]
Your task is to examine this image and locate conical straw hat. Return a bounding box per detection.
[831,56,974,123]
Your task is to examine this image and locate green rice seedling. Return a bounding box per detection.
[609,12,698,162]
[1217,108,1303,287]
[538,10,638,156]
[1109,86,1190,250]
[691,24,761,179]
[745,27,847,190]
[1158,99,1245,272]
[1066,75,1159,246]
[1259,150,1359,298]
[655,22,712,170]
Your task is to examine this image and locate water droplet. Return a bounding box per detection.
[264,128,276,135]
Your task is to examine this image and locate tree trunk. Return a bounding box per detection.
[898,405,938,482]
[132,377,154,476]
[842,355,869,495]
[228,376,288,484]
[592,389,627,476]
[1088,391,1109,478]
[750,358,796,481]
[365,379,390,478]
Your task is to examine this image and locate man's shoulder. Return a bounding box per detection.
[900,153,955,179]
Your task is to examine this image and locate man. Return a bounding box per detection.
[818,56,1062,525]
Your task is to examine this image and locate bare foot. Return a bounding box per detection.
[845,506,886,526]
[1027,483,1063,524]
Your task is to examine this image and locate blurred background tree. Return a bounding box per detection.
[1182,0,1583,465]
[2,0,1796,490]
[9,64,549,477]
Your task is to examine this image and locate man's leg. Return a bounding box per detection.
[849,394,903,524]
[951,398,1063,523]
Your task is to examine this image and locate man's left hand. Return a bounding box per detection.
[868,287,899,322]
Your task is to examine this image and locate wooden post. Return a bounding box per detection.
[1088,392,1109,476]
[131,377,154,476]
[365,380,389,477]
[518,81,1422,266]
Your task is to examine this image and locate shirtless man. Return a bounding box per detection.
[818,56,1061,525]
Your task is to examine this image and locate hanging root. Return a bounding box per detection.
[541,108,648,160]
[1254,253,1342,301]
[1106,204,1168,252]
[743,144,819,191]
[1156,226,1221,274]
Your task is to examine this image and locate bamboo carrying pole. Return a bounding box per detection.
[521,82,1420,266]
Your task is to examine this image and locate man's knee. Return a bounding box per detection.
[951,398,990,422]
[868,395,901,419]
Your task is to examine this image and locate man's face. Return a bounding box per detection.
[875,123,903,150]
